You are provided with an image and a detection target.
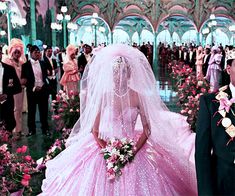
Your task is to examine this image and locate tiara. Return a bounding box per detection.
[225,49,235,60]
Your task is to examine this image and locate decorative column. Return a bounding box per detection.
[110,31,113,44]
[94,24,97,47]
[153,31,158,76]
[6,11,12,44]
[63,20,67,48]
[30,0,37,43]
[51,8,56,47]
[196,31,200,45]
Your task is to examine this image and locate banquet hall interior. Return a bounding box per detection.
[0,0,235,195]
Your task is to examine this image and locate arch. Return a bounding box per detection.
[113,14,154,33]
[72,15,110,46]
[199,14,235,33]
[181,30,198,44]
[132,29,154,44]
[157,14,198,33]
[72,14,111,33]
[205,30,230,46]
[113,29,130,44]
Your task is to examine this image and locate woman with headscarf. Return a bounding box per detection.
[205,46,222,92]
[40,44,197,196]
[60,44,80,94]
[195,46,204,79]
[2,38,26,139]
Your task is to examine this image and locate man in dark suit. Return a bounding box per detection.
[43,46,58,101]
[202,46,211,76]
[21,45,50,136]
[77,44,92,76]
[195,52,235,196]
[188,46,196,70]
[0,47,21,131]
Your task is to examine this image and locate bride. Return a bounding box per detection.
[40,44,196,195]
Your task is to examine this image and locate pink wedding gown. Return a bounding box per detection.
[40,107,197,196]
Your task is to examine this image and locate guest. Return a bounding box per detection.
[43,46,58,101]
[195,46,204,79]
[21,45,50,136]
[202,46,211,76]
[0,46,21,132]
[60,44,80,94]
[188,46,196,70]
[2,38,26,138]
[77,44,92,76]
[206,46,222,92]
[196,50,235,195]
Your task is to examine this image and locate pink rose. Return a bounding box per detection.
[23,168,30,173]
[21,179,29,186]
[58,108,64,113]
[16,147,22,153]
[21,145,28,153]
[24,155,32,162]
[23,174,31,180]
[53,115,60,120]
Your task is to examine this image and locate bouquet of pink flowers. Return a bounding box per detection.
[0,145,37,195]
[101,138,136,180]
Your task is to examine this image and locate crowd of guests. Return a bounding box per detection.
[1,37,234,140]
[158,42,234,92]
[0,39,94,139]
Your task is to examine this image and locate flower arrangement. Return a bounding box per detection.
[51,90,80,130]
[177,74,210,131]
[169,62,210,131]
[0,145,37,195]
[101,138,136,180]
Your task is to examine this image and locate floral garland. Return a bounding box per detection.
[215,85,235,145]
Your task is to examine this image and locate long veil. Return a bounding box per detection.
[66,44,196,191]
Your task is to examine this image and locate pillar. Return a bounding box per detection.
[30,0,37,43]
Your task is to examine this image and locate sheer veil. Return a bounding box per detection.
[67,44,194,149]
[65,44,196,191]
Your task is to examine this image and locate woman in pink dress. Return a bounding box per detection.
[40,44,196,196]
[60,44,80,94]
[2,38,26,139]
[195,46,204,79]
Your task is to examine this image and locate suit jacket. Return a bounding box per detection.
[202,54,211,76]
[1,62,21,96]
[77,53,87,71]
[43,56,58,77]
[77,53,92,75]
[21,60,49,93]
[0,62,21,124]
[195,87,235,196]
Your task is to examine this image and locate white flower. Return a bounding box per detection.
[107,162,113,169]
[59,90,64,94]
[120,154,125,161]
[113,166,119,171]
[111,148,120,156]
